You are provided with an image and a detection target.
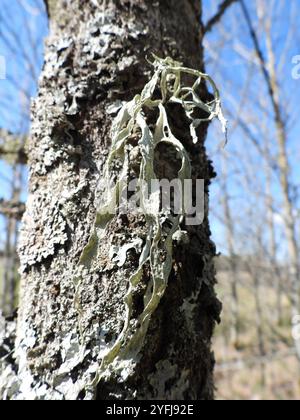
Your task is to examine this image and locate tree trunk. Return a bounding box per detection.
[2,0,221,400]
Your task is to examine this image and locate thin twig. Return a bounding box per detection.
[204,0,238,34]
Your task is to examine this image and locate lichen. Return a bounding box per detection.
[75,56,226,391]
[18,195,68,272]
[148,359,190,399]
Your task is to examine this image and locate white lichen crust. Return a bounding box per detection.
[76,56,225,389]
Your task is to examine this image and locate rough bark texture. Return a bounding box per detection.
[1,0,221,400]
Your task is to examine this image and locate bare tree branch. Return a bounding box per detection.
[0,129,28,164]
[204,0,238,34]
[0,147,27,165]
[239,0,279,119]
[44,0,49,18]
[0,199,25,221]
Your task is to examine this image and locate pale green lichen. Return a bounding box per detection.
[75,56,226,390]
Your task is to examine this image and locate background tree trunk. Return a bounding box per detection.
[1,164,22,316]
[4,0,221,400]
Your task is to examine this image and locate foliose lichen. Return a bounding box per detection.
[75,55,226,391]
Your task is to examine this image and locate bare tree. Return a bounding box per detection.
[240,0,300,361]
[204,0,300,398]
[220,151,240,347]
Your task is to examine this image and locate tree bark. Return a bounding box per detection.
[2,0,221,400]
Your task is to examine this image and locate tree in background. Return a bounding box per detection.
[205,0,300,399]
